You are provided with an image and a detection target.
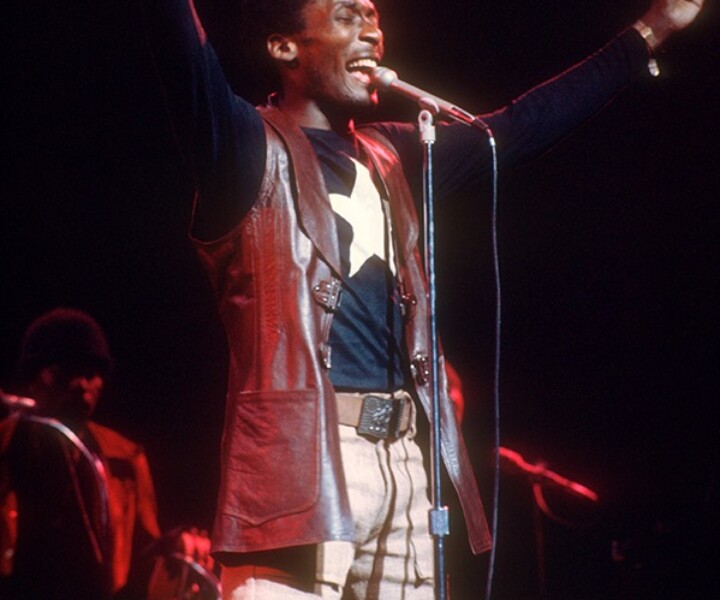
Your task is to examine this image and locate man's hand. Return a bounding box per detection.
[177,527,213,570]
[635,0,706,50]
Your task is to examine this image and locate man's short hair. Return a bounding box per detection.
[241,0,309,41]
[17,308,114,381]
[239,0,309,73]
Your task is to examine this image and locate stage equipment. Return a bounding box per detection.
[500,446,599,596]
[147,551,221,600]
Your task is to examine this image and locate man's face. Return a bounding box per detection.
[35,366,104,420]
[291,0,384,111]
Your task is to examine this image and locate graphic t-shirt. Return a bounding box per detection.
[303,128,406,391]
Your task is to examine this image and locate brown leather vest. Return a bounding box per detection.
[193,107,491,556]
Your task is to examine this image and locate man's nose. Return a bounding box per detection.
[79,375,104,392]
[360,21,383,48]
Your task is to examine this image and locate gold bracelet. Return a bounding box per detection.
[635,20,660,49]
[633,20,660,77]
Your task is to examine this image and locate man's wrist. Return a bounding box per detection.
[633,20,661,51]
[633,20,661,77]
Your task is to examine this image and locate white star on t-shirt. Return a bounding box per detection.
[329,157,396,277]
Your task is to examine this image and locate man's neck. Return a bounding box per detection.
[276,93,354,134]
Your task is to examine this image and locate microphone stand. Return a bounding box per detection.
[416,99,496,599]
[499,446,599,597]
[417,106,450,600]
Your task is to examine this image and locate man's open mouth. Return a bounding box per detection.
[347,58,378,85]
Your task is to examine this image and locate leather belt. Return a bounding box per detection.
[335,391,413,440]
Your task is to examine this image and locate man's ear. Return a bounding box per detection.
[267,33,299,68]
[28,365,60,403]
[37,365,60,388]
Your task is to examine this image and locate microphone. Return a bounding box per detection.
[0,389,37,411]
[371,66,488,130]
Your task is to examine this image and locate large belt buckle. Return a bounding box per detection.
[358,395,399,440]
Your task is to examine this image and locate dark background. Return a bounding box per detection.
[2,1,719,598]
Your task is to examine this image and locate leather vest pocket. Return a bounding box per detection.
[222,389,319,525]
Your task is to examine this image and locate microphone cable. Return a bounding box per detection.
[482,127,502,600]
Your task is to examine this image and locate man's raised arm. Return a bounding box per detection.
[633,0,705,51]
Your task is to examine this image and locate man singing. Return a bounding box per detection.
[141,1,704,598]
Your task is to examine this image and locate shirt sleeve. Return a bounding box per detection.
[132,449,162,541]
[372,28,651,200]
[140,0,266,240]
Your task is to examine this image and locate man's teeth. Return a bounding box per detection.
[347,58,378,72]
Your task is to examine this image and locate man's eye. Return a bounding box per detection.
[337,12,357,24]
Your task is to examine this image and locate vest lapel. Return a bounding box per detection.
[258,107,342,276]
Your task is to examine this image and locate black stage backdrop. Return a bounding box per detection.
[3,2,719,598]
